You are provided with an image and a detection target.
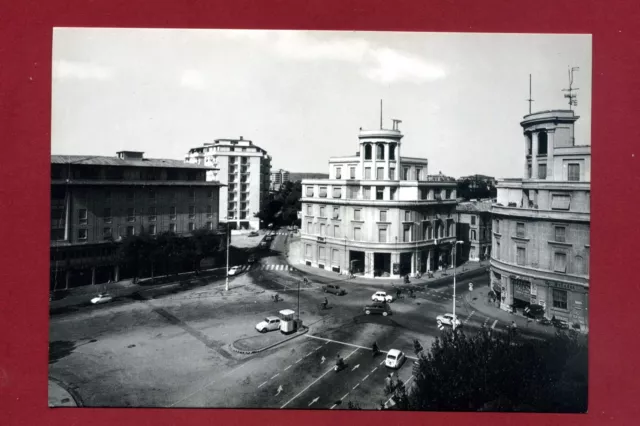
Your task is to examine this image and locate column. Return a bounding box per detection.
[411,251,417,277]
[365,251,373,278]
[64,188,71,241]
[91,267,96,285]
[531,131,539,180]
[114,265,120,282]
[426,249,432,272]
[546,130,555,181]
[384,143,390,181]
[524,132,530,178]
[64,270,70,290]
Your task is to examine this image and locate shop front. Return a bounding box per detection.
[541,280,589,331]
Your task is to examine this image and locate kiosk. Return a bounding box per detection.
[279,309,297,334]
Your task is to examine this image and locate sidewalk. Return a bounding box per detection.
[231,327,308,354]
[48,378,80,407]
[286,237,490,288]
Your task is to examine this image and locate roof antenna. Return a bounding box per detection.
[562,66,580,110]
[526,74,534,114]
[380,99,383,129]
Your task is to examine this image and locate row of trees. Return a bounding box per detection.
[117,227,227,281]
[255,180,302,228]
[374,329,587,412]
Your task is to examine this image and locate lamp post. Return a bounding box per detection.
[225,225,230,291]
[452,240,464,330]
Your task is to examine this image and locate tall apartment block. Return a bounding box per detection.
[270,168,290,191]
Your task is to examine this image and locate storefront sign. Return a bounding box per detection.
[317,237,326,244]
[512,278,531,301]
[545,280,578,292]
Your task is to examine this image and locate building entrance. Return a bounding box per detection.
[373,253,391,277]
[349,250,365,274]
[399,252,412,276]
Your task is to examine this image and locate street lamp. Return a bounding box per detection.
[225,225,230,291]
[452,240,464,331]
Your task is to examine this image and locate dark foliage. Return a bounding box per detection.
[255,180,302,228]
[457,177,497,201]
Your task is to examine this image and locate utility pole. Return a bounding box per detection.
[562,66,580,110]
[526,74,534,114]
[452,240,463,330]
[380,99,383,129]
[225,224,230,291]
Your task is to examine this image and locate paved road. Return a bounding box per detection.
[49,227,548,408]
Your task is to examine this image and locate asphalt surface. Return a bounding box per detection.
[49,227,550,409]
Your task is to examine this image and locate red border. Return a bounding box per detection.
[2,0,640,425]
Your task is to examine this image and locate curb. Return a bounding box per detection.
[48,377,83,407]
[231,327,309,355]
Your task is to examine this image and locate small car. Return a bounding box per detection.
[385,349,406,369]
[259,241,268,248]
[255,316,281,333]
[227,266,241,276]
[249,231,259,237]
[322,284,346,295]
[436,313,461,328]
[90,293,113,305]
[538,317,552,326]
[524,304,545,320]
[552,318,570,329]
[265,235,273,242]
[372,291,393,303]
[248,255,256,264]
[364,303,392,316]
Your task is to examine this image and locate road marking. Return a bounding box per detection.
[258,381,268,389]
[491,319,498,329]
[362,374,370,381]
[380,361,384,366]
[464,310,476,324]
[308,396,319,406]
[371,367,377,373]
[271,373,279,380]
[168,362,248,407]
[306,351,313,357]
[280,347,359,409]
[351,364,360,371]
[284,365,292,371]
[295,358,302,364]
[330,404,337,409]
[352,383,359,390]
[276,385,283,395]
[305,335,416,360]
[340,393,349,400]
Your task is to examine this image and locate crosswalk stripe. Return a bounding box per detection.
[491,319,498,329]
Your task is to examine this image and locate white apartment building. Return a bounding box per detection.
[185,137,271,230]
[270,169,290,191]
[300,120,458,279]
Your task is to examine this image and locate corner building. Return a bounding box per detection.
[490,110,590,331]
[300,121,458,279]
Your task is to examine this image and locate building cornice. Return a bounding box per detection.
[51,179,225,187]
[491,205,590,223]
[490,257,589,287]
[299,233,455,251]
[301,197,458,208]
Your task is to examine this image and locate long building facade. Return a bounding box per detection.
[300,120,458,279]
[185,137,271,230]
[270,168,290,191]
[456,199,493,262]
[51,151,222,290]
[490,110,590,331]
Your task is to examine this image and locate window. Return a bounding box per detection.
[403,225,411,242]
[376,187,384,200]
[126,226,135,237]
[320,223,325,236]
[319,246,326,260]
[389,168,395,180]
[538,132,548,155]
[527,165,532,179]
[103,228,112,239]
[471,230,477,240]
[538,164,547,179]
[332,249,340,264]
[104,208,112,224]
[426,224,433,240]
[555,226,566,242]
[364,144,372,160]
[568,163,580,181]
[336,167,342,179]
[376,144,384,160]
[78,209,88,225]
[379,227,387,243]
[306,186,314,197]
[404,211,411,221]
[149,224,157,235]
[516,222,525,238]
[149,207,157,222]
[333,207,339,219]
[496,241,500,260]
[189,223,195,232]
[348,186,358,199]
[305,244,311,257]
[354,227,362,240]
[363,186,371,199]
[495,219,500,233]
[332,187,342,198]
[188,206,195,219]
[376,167,384,180]
[403,167,410,180]
[415,168,422,181]
[320,206,325,217]
[389,144,396,160]
[380,211,387,222]
[445,190,451,199]
[306,204,313,215]
[471,216,476,225]
[319,187,327,198]
[206,222,213,230]
[350,167,356,179]
[552,289,568,310]
[208,190,213,199]
[127,208,136,222]
[365,167,371,180]
[551,194,571,210]
[78,229,87,240]
[354,209,362,221]
[206,205,213,218]
[169,223,176,233]
[307,222,313,234]
[334,225,340,238]
[170,206,177,220]
[149,190,156,200]
[516,247,526,266]
[575,256,585,275]
[554,252,567,272]
[390,187,397,200]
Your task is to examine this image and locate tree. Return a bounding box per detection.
[406,329,587,412]
[256,180,302,228]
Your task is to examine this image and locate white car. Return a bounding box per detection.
[90,293,113,305]
[255,316,281,333]
[228,266,241,276]
[385,349,406,369]
[372,291,393,303]
[436,313,461,328]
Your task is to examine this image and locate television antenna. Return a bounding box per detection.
[562,66,580,110]
[526,74,534,114]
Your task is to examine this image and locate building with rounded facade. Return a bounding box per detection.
[300,120,458,279]
[490,109,590,331]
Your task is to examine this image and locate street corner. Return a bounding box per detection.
[48,378,80,407]
[232,328,308,354]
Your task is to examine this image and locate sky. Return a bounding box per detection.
[51,29,591,179]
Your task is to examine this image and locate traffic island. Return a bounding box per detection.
[231,327,309,355]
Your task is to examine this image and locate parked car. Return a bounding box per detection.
[255,316,281,333]
[538,317,552,326]
[90,293,113,305]
[322,284,346,296]
[524,304,545,320]
[248,255,256,264]
[552,317,570,329]
[259,241,268,249]
[265,235,273,242]
[385,349,406,369]
[228,266,241,276]
[364,303,392,316]
[249,231,259,237]
[372,291,393,303]
[436,313,461,328]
